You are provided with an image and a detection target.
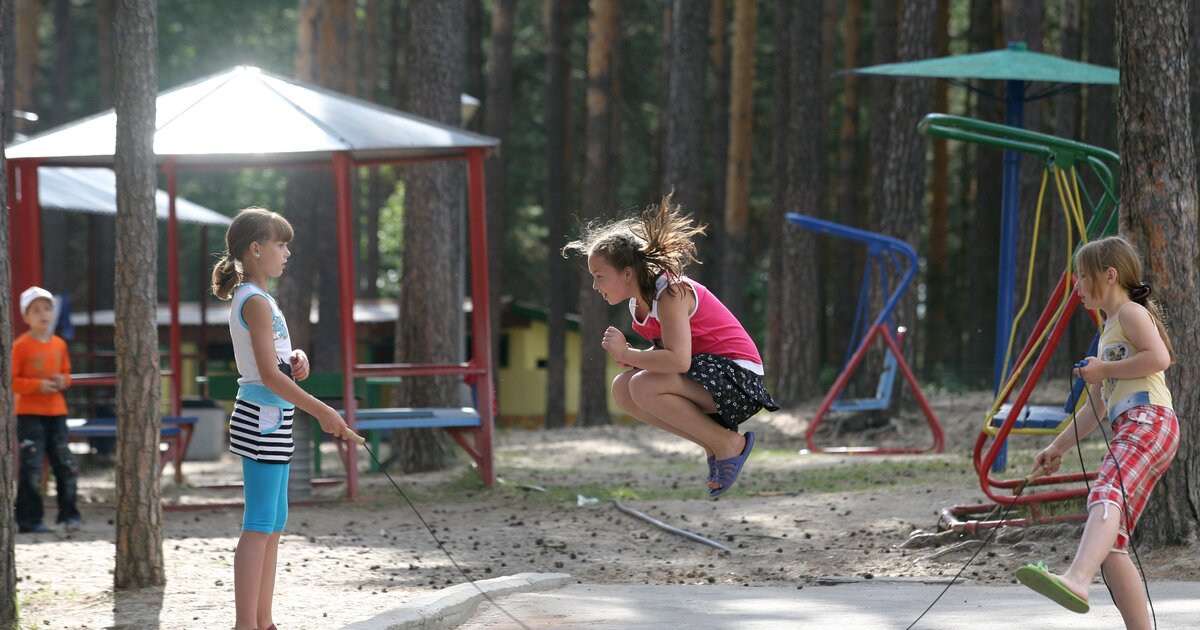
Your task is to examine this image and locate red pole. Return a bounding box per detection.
[165,161,183,416]
[21,162,43,287]
[466,148,495,485]
[332,152,359,497]
[10,161,44,334]
[199,227,208,378]
[7,160,20,331]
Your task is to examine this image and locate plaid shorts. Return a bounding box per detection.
[1087,404,1179,552]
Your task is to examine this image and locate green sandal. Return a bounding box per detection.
[1015,562,1089,614]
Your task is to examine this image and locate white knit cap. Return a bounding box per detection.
[19,286,55,314]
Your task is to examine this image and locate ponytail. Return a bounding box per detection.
[563,192,706,305]
[1139,291,1176,364]
[211,252,242,300]
[1075,236,1175,364]
[211,207,294,301]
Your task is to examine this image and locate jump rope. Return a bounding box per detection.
[343,430,533,630]
[906,361,1156,629]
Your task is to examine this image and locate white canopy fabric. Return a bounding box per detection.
[8,66,498,166]
[40,167,230,226]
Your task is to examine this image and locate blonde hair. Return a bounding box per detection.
[211,207,294,300]
[562,192,706,305]
[1074,236,1175,363]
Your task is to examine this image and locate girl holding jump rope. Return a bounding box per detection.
[1015,236,1178,630]
[212,207,356,630]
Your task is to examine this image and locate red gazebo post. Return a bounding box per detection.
[164,160,183,416]
[465,147,494,485]
[9,160,44,332]
[332,151,360,496]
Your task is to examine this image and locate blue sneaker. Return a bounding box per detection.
[18,523,51,534]
[63,517,82,532]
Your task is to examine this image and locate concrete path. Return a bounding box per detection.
[458,579,1198,629]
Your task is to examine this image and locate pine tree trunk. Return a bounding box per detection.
[1075,0,1116,365]
[705,0,729,282]
[484,0,515,402]
[867,0,898,232]
[97,0,114,110]
[661,0,708,218]
[964,0,1002,387]
[0,20,18,618]
[1116,0,1200,547]
[113,0,163,589]
[544,0,571,429]
[925,0,951,373]
[391,0,464,470]
[49,0,72,126]
[766,0,789,396]
[828,0,862,380]
[1046,0,1080,379]
[577,0,618,427]
[14,0,38,136]
[774,0,822,406]
[878,0,936,374]
[465,0,484,131]
[719,0,756,321]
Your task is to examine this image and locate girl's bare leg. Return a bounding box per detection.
[626,371,745,490]
[1102,551,1151,630]
[612,370,714,456]
[1058,503,1123,601]
[234,531,269,630]
[256,532,282,630]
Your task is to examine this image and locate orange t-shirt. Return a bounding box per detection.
[12,332,71,416]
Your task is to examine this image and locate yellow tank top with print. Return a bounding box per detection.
[1099,305,1172,422]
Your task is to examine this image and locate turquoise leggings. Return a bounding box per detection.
[241,458,290,534]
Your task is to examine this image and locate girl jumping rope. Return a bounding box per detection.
[1015,236,1178,629]
[564,194,779,497]
[212,208,354,630]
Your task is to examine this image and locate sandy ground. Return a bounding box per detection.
[14,383,1200,629]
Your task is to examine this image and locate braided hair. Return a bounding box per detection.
[563,193,706,306]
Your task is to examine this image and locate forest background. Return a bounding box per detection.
[11,0,1140,412]
[3,0,1200,616]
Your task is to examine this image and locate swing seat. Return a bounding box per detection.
[831,351,899,413]
[990,403,1069,432]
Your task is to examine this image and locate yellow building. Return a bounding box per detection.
[496,302,631,428]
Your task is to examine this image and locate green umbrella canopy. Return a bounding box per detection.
[845,42,1117,85]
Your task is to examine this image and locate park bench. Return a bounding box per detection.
[340,407,482,472]
[204,373,486,475]
[39,416,198,490]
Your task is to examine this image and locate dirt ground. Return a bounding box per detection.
[14,383,1200,629]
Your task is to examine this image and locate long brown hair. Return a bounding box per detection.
[1074,235,1175,363]
[562,193,706,305]
[211,207,294,300]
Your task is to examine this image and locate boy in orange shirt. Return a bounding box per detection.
[13,286,81,533]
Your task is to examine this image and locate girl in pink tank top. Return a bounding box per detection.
[564,194,778,497]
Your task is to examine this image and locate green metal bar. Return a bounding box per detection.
[919,113,1120,243]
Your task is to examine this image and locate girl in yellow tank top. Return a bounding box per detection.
[1015,236,1178,627]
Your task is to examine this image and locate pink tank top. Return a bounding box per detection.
[629,275,764,371]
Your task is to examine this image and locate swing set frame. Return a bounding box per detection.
[918,114,1121,533]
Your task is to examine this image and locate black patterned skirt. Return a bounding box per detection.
[684,353,780,431]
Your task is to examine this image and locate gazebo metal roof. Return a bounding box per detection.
[7,65,498,165]
[40,167,230,226]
